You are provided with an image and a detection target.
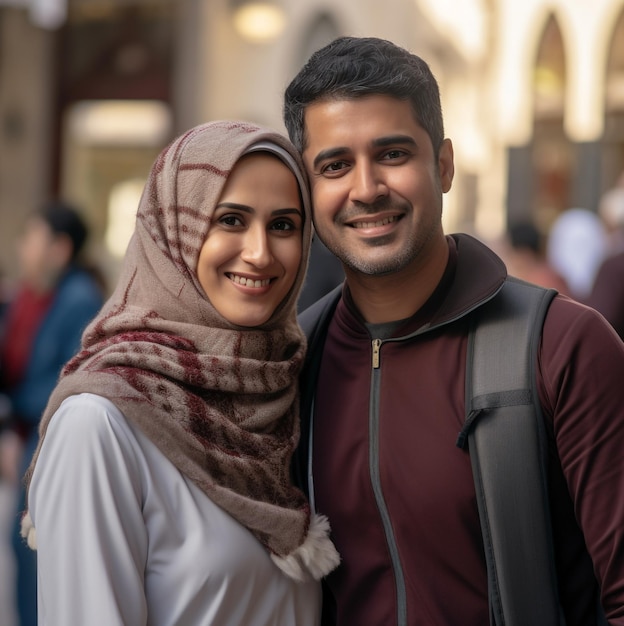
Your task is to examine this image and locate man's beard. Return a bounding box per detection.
[315,198,438,276]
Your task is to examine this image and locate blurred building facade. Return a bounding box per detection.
[0,0,623,293]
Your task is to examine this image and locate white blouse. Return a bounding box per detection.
[29,393,321,626]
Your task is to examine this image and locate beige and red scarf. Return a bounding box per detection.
[22,120,339,581]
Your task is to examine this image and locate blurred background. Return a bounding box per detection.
[0,0,623,293]
[1,0,624,623]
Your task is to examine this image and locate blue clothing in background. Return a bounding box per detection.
[2,265,103,626]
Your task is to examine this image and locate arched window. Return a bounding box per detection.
[603,8,624,188]
[531,14,571,227]
[294,12,340,73]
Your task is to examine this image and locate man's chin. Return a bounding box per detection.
[341,252,413,277]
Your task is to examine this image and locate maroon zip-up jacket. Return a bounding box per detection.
[296,234,624,626]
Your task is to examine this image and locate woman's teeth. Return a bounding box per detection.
[229,274,271,288]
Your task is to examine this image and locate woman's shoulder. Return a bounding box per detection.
[39,393,147,480]
[49,393,132,441]
[29,394,146,527]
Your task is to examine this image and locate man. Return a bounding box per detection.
[283,36,624,625]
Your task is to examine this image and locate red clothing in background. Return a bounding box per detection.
[1,287,54,388]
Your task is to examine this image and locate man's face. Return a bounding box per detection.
[301,95,454,278]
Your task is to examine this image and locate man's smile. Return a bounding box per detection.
[351,215,400,229]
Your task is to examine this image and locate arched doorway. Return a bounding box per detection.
[603,8,624,190]
[56,1,176,291]
[530,13,571,230]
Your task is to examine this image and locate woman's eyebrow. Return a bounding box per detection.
[215,204,302,216]
[215,202,252,212]
[272,208,302,216]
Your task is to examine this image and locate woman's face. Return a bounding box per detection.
[197,152,304,327]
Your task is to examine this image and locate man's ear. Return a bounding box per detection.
[438,138,454,193]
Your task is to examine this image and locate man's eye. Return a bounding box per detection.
[321,161,348,175]
[383,149,407,160]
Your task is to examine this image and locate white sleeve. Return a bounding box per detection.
[29,394,149,626]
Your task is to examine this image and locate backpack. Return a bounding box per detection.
[455,278,562,625]
[299,277,604,625]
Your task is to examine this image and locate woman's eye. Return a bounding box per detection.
[219,214,243,227]
[271,219,295,232]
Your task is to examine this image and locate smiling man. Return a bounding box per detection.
[302,94,452,323]
[284,36,624,626]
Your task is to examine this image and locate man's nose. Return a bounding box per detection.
[349,162,388,205]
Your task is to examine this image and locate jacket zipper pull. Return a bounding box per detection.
[372,338,382,369]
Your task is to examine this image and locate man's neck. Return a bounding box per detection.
[345,239,450,324]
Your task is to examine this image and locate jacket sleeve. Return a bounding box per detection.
[28,395,148,625]
[539,295,624,623]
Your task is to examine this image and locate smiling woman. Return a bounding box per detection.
[19,120,339,626]
[197,150,304,327]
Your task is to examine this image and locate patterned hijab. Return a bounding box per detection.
[22,120,339,581]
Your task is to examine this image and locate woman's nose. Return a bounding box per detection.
[240,226,272,267]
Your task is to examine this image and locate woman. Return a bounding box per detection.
[21,120,339,625]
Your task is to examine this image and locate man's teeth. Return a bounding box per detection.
[230,275,271,287]
[353,215,398,228]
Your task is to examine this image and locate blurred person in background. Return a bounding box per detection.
[546,207,608,302]
[587,183,624,340]
[0,200,104,626]
[503,220,570,293]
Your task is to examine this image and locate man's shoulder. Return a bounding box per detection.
[545,291,622,336]
[298,284,342,339]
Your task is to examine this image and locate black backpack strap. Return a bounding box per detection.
[293,284,343,493]
[457,278,561,626]
[299,283,343,343]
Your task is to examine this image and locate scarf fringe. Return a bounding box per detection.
[21,509,341,582]
[20,511,37,550]
[270,513,340,582]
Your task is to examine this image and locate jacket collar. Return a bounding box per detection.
[432,233,507,327]
[339,233,507,337]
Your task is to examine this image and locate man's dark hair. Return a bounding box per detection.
[38,200,89,262]
[283,36,445,156]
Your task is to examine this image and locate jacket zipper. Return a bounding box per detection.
[372,338,382,368]
[369,338,407,625]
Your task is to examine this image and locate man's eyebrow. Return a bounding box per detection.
[312,147,349,170]
[372,135,418,149]
[312,135,418,169]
